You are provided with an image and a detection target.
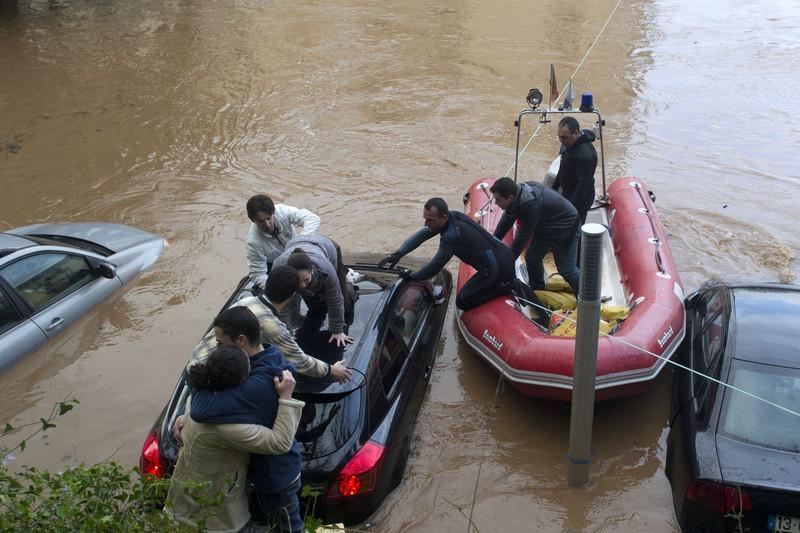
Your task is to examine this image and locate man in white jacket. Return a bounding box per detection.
[246,194,320,288]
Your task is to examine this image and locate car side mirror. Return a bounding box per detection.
[88,257,117,279]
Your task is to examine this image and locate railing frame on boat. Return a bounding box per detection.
[512,107,608,199]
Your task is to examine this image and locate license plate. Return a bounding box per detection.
[769,514,800,533]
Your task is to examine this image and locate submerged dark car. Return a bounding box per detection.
[666,282,800,532]
[140,256,452,525]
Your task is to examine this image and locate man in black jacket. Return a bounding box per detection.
[552,116,597,225]
[378,197,515,311]
[490,177,580,295]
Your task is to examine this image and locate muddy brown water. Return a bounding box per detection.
[1,0,799,530]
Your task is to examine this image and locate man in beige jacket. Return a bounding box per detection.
[165,309,305,532]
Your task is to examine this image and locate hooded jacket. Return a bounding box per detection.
[190,347,303,498]
[552,129,598,217]
[493,181,579,257]
[246,204,320,287]
[273,234,346,334]
[164,348,304,532]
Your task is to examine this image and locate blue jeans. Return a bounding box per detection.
[253,477,303,533]
[526,233,580,295]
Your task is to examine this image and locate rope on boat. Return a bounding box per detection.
[503,0,625,179]
[632,181,668,275]
[513,296,800,420]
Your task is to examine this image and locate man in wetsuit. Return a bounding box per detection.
[552,116,597,225]
[490,177,580,295]
[378,197,515,311]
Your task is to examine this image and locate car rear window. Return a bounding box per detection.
[294,387,362,459]
[719,360,800,453]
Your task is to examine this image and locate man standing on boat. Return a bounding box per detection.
[378,198,515,311]
[552,116,597,225]
[246,194,321,290]
[490,177,580,295]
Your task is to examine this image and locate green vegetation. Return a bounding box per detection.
[0,398,192,532]
[0,398,338,532]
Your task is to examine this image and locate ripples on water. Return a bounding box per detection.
[2,0,799,530]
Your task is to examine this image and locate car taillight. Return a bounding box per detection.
[327,441,385,499]
[139,429,164,479]
[685,480,752,513]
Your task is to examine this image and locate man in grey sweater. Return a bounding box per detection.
[273,234,355,347]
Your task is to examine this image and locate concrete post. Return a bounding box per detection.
[567,223,607,487]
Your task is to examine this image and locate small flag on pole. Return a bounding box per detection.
[563,79,575,110]
[549,64,558,105]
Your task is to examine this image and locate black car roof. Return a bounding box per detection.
[732,285,800,368]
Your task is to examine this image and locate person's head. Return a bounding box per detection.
[186,345,250,391]
[557,117,581,149]
[423,197,449,233]
[286,248,314,290]
[265,265,300,304]
[213,306,261,354]
[246,195,276,233]
[489,177,517,210]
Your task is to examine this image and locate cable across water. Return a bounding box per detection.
[513,296,800,420]
[503,0,624,179]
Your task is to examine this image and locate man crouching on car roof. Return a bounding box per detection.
[190,265,352,384]
[165,311,304,532]
[168,306,307,532]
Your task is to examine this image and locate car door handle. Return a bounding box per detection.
[46,317,65,331]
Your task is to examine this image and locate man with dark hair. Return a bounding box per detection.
[166,307,304,532]
[190,265,352,383]
[246,194,320,289]
[189,306,306,533]
[490,177,580,295]
[552,116,597,225]
[379,197,515,311]
[273,234,355,347]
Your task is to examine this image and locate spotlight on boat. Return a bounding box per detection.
[526,88,543,109]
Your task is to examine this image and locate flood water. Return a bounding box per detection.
[1,0,799,530]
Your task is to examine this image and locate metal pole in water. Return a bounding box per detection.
[567,223,606,487]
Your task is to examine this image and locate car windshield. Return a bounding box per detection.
[24,234,113,256]
[719,359,800,453]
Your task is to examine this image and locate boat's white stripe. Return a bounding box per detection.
[455,310,686,391]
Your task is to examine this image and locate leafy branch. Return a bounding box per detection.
[1,398,79,461]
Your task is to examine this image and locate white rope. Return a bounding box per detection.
[504,0,625,178]
[513,296,800,419]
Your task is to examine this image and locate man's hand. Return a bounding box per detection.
[398,268,414,281]
[329,360,352,383]
[378,252,402,269]
[172,415,186,443]
[274,370,296,400]
[329,332,354,347]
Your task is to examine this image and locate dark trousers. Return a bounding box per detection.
[456,246,515,311]
[251,477,303,533]
[526,231,580,295]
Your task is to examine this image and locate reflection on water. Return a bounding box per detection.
[1,0,799,530]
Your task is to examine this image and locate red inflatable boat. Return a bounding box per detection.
[456,105,685,402]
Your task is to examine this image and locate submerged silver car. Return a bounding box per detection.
[0,222,165,371]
